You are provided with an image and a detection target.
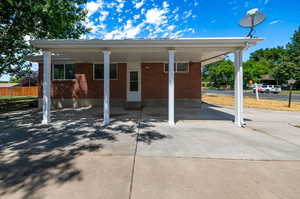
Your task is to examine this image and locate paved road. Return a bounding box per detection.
[203,89,300,102]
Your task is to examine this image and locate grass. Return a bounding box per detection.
[202,94,300,111]
[280,90,300,95]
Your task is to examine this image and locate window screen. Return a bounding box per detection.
[53,64,65,80]
[65,64,75,79]
[176,63,189,72]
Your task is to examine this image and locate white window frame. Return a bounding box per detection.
[164,62,189,73]
[52,64,76,80]
[93,63,118,80]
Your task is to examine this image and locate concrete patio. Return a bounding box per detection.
[1,103,300,199]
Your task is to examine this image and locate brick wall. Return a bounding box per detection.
[141,62,201,99]
[38,63,127,99]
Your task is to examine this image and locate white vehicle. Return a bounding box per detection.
[253,85,281,94]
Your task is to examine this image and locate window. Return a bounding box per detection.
[164,63,189,73]
[129,71,138,91]
[94,64,118,80]
[53,64,75,80]
[176,63,189,72]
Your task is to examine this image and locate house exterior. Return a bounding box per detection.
[28,38,262,127]
[37,61,201,108]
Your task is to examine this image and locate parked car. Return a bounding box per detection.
[253,85,281,94]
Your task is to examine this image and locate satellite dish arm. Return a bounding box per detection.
[246,15,255,38]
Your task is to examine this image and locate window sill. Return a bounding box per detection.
[93,79,119,80]
[52,79,76,82]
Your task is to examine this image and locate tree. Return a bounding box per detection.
[0,0,89,77]
[243,59,270,83]
[9,76,21,83]
[203,60,234,87]
[272,27,300,88]
[241,46,286,84]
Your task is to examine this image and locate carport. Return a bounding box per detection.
[29,37,262,127]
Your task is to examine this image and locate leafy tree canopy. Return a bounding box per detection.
[203,60,234,87]
[271,27,300,87]
[204,27,300,88]
[0,0,89,77]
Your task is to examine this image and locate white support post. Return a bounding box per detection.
[234,50,244,127]
[42,51,51,124]
[168,50,175,126]
[103,50,111,126]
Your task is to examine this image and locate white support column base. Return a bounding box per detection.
[168,50,175,127]
[103,50,111,126]
[42,51,51,124]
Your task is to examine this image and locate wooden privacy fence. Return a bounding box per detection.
[0,86,39,97]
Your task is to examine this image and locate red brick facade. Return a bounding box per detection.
[141,62,201,99]
[38,62,201,100]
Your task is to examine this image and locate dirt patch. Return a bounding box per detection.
[202,94,300,111]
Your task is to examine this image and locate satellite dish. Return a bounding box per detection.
[239,8,266,38]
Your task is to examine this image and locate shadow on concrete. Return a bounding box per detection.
[142,102,252,123]
[0,107,167,199]
[0,101,250,198]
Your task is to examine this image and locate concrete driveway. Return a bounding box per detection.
[1,103,300,199]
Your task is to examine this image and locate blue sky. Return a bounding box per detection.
[81,0,299,53]
[1,0,299,81]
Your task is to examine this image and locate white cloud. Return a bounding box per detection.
[99,11,109,21]
[104,20,144,39]
[172,7,179,14]
[83,18,98,33]
[85,0,103,17]
[134,14,140,20]
[167,25,175,31]
[145,8,167,26]
[269,20,280,25]
[116,0,125,12]
[135,0,144,9]
[183,10,192,19]
[174,14,179,21]
[163,1,169,9]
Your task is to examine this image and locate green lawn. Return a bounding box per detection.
[281,90,300,95]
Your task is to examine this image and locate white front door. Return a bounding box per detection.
[127,62,141,102]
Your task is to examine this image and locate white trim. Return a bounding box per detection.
[30,38,263,50]
[93,63,118,80]
[126,62,141,102]
[52,64,76,80]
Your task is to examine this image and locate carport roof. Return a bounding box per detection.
[28,37,263,64]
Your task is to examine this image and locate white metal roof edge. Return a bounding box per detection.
[30,37,263,49]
